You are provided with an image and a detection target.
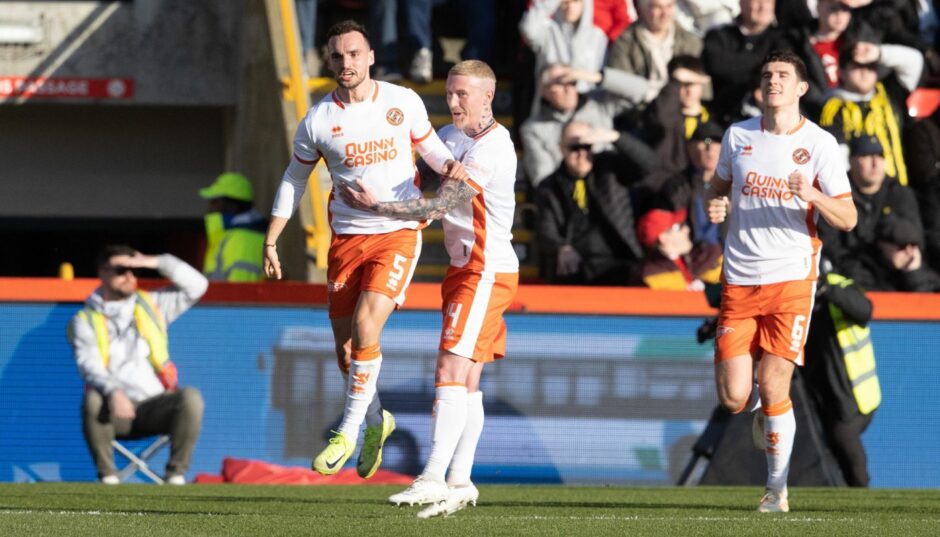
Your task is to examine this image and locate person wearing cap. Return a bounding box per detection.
[869,216,940,291]
[638,121,725,245]
[819,37,924,185]
[818,135,927,289]
[636,207,723,290]
[198,172,267,282]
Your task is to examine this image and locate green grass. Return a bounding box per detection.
[1,484,938,536]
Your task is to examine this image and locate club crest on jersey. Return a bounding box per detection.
[386,107,404,126]
[792,148,810,165]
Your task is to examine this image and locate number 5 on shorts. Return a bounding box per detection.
[386,254,407,291]
[789,314,807,353]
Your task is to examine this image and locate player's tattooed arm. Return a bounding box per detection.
[338,177,477,221]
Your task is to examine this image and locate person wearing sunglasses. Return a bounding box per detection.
[67,245,208,485]
[535,120,647,285]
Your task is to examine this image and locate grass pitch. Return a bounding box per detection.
[1,483,938,536]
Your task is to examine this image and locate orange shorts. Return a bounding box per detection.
[326,228,421,319]
[439,267,518,363]
[715,279,816,365]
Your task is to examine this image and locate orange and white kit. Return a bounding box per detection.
[715,116,852,285]
[439,267,518,362]
[326,228,422,319]
[715,279,816,365]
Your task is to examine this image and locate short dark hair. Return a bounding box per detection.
[325,20,370,47]
[668,54,706,76]
[96,244,136,269]
[762,50,809,83]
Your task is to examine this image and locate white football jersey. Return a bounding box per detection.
[292,81,438,235]
[439,123,519,273]
[716,116,852,285]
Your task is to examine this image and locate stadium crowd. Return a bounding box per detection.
[295,0,940,292]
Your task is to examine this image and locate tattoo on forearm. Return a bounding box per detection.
[372,179,477,220]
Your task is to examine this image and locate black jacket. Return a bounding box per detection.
[803,274,874,422]
[820,178,921,281]
[536,150,644,285]
[702,22,786,126]
[905,109,940,270]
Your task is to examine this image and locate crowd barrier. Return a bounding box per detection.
[1,279,938,487]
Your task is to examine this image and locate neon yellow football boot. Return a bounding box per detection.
[313,431,354,476]
[357,410,396,479]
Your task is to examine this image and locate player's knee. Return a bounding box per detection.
[717,386,751,414]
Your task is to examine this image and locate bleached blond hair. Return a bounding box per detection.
[448,60,496,88]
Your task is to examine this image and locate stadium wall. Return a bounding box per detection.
[1,279,938,488]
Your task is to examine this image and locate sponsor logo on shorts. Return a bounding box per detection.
[386,107,404,126]
[327,280,347,293]
[443,327,455,341]
[716,325,735,339]
[792,148,810,165]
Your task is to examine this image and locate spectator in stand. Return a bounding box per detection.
[369,0,434,83]
[872,217,940,290]
[905,106,940,270]
[702,0,785,125]
[819,39,924,185]
[637,54,713,174]
[519,0,610,108]
[786,0,862,120]
[635,207,723,290]
[369,0,500,83]
[640,121,725,244]
[608,0,704,105]
[819,136,932,290]
[296,0,321,75]
[594,0,633,42]
[674,0,741,37]
[535,121,646,285]
[520,63,650,185]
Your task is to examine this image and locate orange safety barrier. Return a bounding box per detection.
[0,278,938,321]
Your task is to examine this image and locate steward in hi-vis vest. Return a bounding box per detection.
[803,267,879,487]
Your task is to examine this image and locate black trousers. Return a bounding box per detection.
[822,411,874,487]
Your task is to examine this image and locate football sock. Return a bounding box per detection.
[763,399,795,493]
[365,391,384,428]
[422,384,468,483]
[337,345,383,439]
[448,390,484,486]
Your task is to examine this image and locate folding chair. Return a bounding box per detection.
[112,435,170,484]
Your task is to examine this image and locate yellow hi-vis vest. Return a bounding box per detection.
[203,213,264,282]
[826,273,881,415]
[75,290,170,372]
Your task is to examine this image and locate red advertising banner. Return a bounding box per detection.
[0,77,134,99]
